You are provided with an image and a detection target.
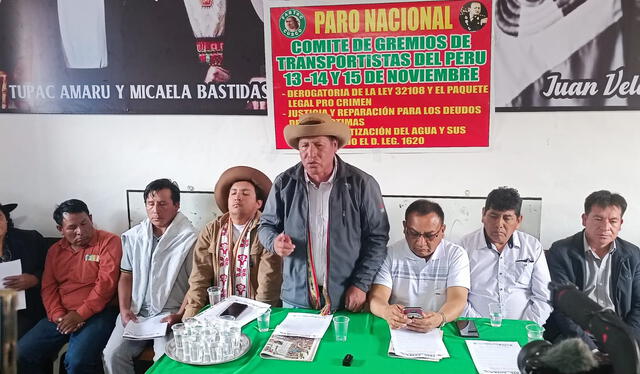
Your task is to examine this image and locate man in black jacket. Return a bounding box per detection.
[546,190,640,347]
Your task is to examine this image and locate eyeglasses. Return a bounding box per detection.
[405,226,442,242]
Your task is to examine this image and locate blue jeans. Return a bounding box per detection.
[18,308,118,374]
[282,300,307,309]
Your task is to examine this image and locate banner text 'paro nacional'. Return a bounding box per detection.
[269,0,492,149]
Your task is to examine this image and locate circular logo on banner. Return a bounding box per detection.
[279,9,305,38]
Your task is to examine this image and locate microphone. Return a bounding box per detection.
[539,338,598,373]
[518,338,600,374]
[549,283,640,374]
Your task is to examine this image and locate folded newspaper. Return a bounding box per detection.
[260,335,321,361]
[260,313,332,361]
[388,327,450,361]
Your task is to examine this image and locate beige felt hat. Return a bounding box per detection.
[214,166,272,213]
[283,112,351,149]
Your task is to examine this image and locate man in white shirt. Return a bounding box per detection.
[103,179,197,373]
[369,199,469,332]
[460,187,551,325]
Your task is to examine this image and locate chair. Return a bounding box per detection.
[52,343,68,374]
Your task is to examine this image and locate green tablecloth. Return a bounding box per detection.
[147,308,531,373]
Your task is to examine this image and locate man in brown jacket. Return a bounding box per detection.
[183,166,282,318]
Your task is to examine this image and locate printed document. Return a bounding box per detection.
[272,312,332,339]
[195,296,270,327]
[466,340,521,374]
[0,260,26,310]
[388,327,449,361]
[260,335,321,361]
[123,314,169,340]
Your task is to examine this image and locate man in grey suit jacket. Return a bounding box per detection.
[546,190,640,347]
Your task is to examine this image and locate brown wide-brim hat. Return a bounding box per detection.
[214,166,272,213]
[0,203,17,217]
[284,112,351,149]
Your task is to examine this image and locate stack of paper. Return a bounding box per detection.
[195,296,270,327]
[465,340,521,374]
[122,314,168,340]
[260,313,332,361]
[388,328,450,361]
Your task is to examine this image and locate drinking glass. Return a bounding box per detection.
[526,324,545,342]
[489,303,503,327]
[257,309,271,332]
[207,286,222,306]
[171,323,186,349]
[333,316,350,342]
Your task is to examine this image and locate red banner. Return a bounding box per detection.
[269,0,492,149]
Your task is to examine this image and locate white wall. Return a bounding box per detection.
[1,110,639,248]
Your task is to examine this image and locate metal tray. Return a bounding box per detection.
[165,334,251,365]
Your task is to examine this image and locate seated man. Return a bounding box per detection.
[546,190,640,348]
[460,187,551,325]
[18,199,122,374]
[369,199,469,332]
[103,179,197,373]
[184,166,282,319]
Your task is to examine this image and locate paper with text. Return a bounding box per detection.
[123,313,169,340]
[466,340,521,374]
[272,313,332,339]
[195,296,270,327]
[0,260,26,310]
[389,327,449,361]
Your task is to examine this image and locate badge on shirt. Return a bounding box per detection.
[84,254,100,262]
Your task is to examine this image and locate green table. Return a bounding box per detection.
[147,308,531,373]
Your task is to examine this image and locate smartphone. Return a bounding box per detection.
[219,302,248,319]
[456,319,480,338]
[403,307,424,319]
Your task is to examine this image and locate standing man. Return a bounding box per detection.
[369,200,469,332]
[184,166,282,319]
[546,190,640,347]
[18,199,122,374]
[103,179,197,373]
[259,112,389,313]
[460,187,551,325]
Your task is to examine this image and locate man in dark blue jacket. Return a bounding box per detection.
[546,190,640,347]
[259,112,389,313]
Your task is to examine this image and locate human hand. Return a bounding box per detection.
[120,310,138,327]
[344,285,366,312]
[204,66,231,83]
[384,304,408,329]
[161,313,183,328]
[406,311,442,333]
[274,233,295,257]
[3,273,38,291]
[56,311,85,334]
